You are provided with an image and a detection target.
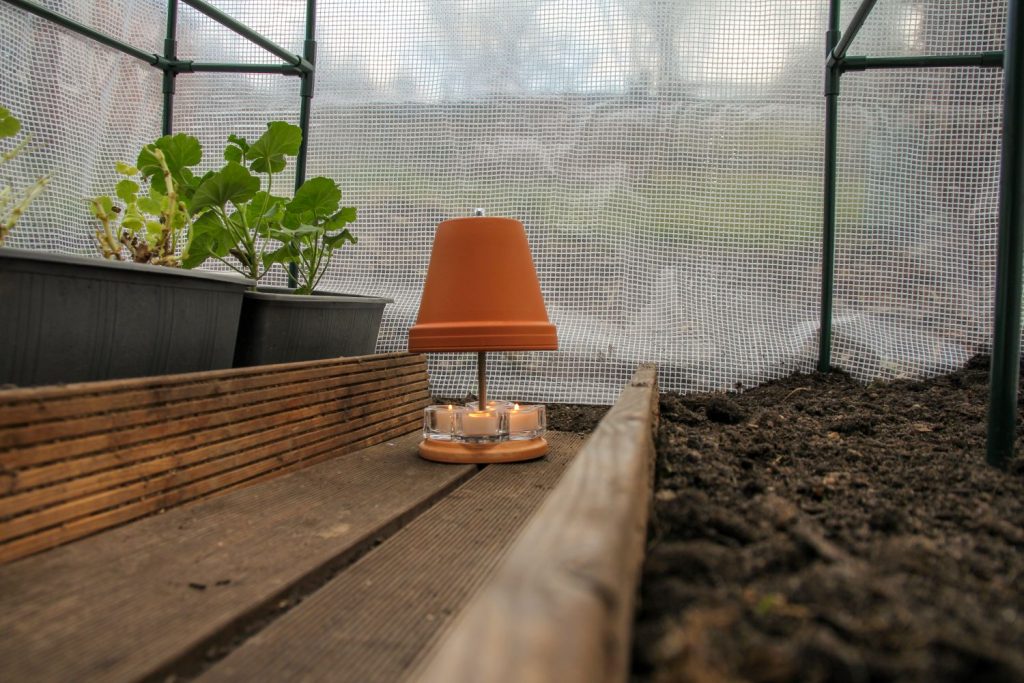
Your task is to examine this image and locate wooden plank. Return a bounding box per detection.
[0,352,423,427]
[1,381,429,505]
[0,432,476,683]
[413,364,659,683]
[198,431,585,683]
[0,415,423,565]
[0,362,426,459]
[1,367,427,470]
[0,397,423,552]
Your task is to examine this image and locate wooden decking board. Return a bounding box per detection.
[0,432,476,683]
[197,431,585,683]
[0,353,424,428]
[415,364,659,683]
[1,365,427,467]
[1,384,430,511]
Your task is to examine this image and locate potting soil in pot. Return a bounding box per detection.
[633,355,1024,683]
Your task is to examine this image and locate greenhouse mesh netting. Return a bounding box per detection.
[0,0,1009,404]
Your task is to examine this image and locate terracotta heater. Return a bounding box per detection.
[408,212,558,464]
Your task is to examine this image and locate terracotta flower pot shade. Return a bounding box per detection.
[407,216,558,353]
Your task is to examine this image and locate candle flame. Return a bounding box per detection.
[447,404,453,410]
[513,403,520,410]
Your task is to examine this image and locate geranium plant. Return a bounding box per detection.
[183,121,357,292]
[0,105,49,245]
[90,133,201,265]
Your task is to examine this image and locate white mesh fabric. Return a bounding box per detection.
[0,0,1009,403]
[1,0,165,255]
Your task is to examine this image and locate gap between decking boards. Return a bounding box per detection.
[145,456,488,683]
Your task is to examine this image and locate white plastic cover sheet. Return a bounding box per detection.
[0,0,1008,403]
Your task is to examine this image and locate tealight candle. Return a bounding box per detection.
[507,403,545,439]
[424,404,462,440]
[457,410,503,439]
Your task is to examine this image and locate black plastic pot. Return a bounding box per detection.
[0,247,253,387]
[233,288,392,367]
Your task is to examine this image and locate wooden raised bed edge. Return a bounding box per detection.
[0,352,429,565]
[415,363,659,683]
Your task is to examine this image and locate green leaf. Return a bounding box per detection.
[90,195,114,219]
[261,243,297,269]
[272,223,322,242]
[243,191,287,235]
[247,121,302,174]
[136,192,163,216]
[115,161,139,176]
[323,228,357,250]
[228,134,250,152]
[288,177,341,219]
[155,133,202,172]
[182,211,231,268]
[0,107,21,138]
[145,220,164,243]
[137,133,202,193]
[191,161,260,212]
[324,206,357,229]
[223,145,243,163]
[121,204,145,231]
[115,179,139,204]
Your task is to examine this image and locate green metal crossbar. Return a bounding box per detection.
[820,0,1020,468]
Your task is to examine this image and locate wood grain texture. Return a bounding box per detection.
[0,352,424,428]
[2,362,426,467]
[0,433,475,683]
[0,353,430,562]
[0,395,427,546]
[199,432,585,683]
[414,364,659,683]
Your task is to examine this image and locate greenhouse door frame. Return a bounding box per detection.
[819,0,1022,468]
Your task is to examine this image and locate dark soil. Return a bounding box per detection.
[633,356,1024,683]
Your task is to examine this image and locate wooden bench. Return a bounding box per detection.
[0,360,658,682]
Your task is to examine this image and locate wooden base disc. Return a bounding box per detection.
[418,437,549,464]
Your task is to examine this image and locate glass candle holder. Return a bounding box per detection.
[423,404,466,441]
[505,403,546,440]
[466,399,515,411]
[454,408,507,443]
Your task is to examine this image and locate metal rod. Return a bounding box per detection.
[179,0,311,72]
[2,0,163,66]
[827,0,878,68]
[288,0,317,290]
[819,0,841,373]
[161,0,178,136]
[180,62,305,75]
[477,352,488,411]
[987,0,1024,469]
[842,52,1004,71]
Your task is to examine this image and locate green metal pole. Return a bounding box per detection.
[289,0,318,289]
[842,52,1004,71]
[987,0,1024,469]
[2,0,165,66]
[819,0,841,372]
[828,0,878,68]
[179,0,312,73]
[161,0,178,136]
